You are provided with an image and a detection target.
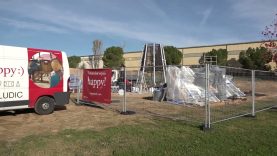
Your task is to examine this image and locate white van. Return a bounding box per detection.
[0,45,70,115]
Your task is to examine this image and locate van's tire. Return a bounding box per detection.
[35,96,55,115]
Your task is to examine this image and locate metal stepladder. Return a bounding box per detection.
[136,43,167,93]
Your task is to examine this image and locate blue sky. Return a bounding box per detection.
[0,0,276,56]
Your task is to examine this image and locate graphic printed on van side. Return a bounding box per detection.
[28,52,64,88]
[0,45,70,115]
[0,46,29,107]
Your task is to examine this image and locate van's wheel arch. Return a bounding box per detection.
[35,96,55,115]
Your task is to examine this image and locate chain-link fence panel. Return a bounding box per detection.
[210,66,253,124]
[107,65,206,125]
[254,70,277,112]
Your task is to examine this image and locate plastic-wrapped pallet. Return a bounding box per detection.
[166,66,217,105]
[166,66,245,106]
[166,66,186,104]
[225,76,245,98]
[210,66,227,100]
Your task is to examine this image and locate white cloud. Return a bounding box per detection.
[230,0,277,27]
[141,0,168,19]
[0,17,67,33]
[200,7,213,26]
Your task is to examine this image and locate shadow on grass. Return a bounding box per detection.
[0,109,35,116]
[73,99,105,110]
[244,91,267,97]
[142,96,153,101]
[55,105,67,111]
[0,106,67,116]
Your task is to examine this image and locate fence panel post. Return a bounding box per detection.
[124,66,127,112]
[76,69,82,104]
[205,63,211,129]
[120,65,127,114]
[251,70,256,117]
[77,79,81,104]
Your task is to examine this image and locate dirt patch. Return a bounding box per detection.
[0,92,204,142]
[0,99,151,142]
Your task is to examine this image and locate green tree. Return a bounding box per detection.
[164,46,183,65]
[102,46,125,68]
[199,49,228,66]
[226,58,242,68]
[68,56,81,68]
[239,47,272,70]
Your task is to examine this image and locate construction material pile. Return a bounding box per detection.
[166,66,245,106]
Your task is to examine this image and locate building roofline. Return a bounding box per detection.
[78,40,277,56]
[124,40,277,54]
[177,40,277,49]
[124,51,142,54]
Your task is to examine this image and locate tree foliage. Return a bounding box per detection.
[226,58,242,68]
[239,47,272,70]
[164,46,183,65]
[199,49,228,66]
[102,46,125,68]
[68,56,81,68]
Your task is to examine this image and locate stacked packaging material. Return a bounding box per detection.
[225,75,245,98]
[166,66,245,106]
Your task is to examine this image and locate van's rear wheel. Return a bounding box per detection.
[35,96,55,115]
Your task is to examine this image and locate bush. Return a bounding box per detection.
[199,49,228,66]
[68,56,81,68]
[226,58,242,68]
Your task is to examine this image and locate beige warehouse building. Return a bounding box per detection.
[125,40,271,67]
[80,40,276,70]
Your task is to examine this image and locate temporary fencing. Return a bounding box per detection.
[70,64,277,129]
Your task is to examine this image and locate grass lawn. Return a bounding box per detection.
[1,109,277,156]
